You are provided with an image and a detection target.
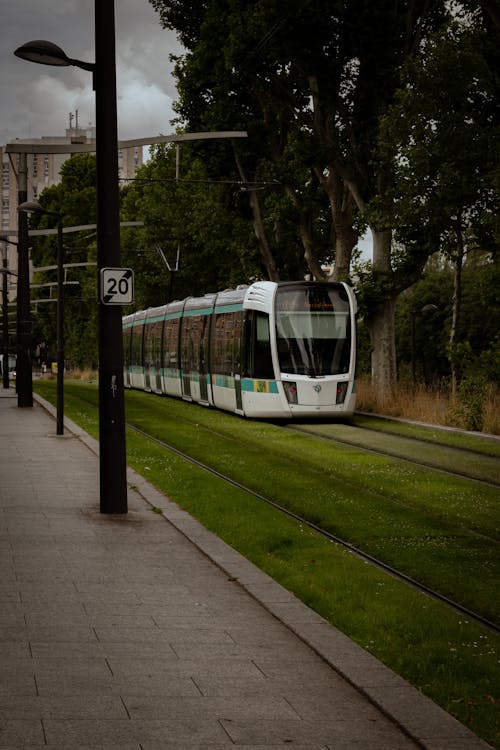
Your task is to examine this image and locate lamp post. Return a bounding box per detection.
[16,153,33,407]
[18,202,64,435]
[15,2,128,512]
[1,241,10,389]
[1,236,20,390]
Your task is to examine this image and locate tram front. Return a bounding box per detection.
[275,281,357,416]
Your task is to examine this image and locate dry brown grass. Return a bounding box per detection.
[479,384,500,435]
[356,377,499,435]
[66,368,98,383]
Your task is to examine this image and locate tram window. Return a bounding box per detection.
[144,320,163,370]
[163,318,179,368]
[130,322,144,367]
[211,311,243,376]
[276,285,351,376]
[245,311,274,379]
[180,316,195,372]
[123,327,132,367]
[181,314,209,373]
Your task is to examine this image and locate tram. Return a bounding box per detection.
[123,280,357,418]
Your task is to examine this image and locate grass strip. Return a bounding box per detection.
[120,390,500,623]
[352,414,500,458]
[293,421,500,485]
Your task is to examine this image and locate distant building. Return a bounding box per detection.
[1,111,143,300]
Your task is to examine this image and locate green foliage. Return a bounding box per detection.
[29,154,100,368]
[379,18,499,261]
[121,144,261,308]
[395,251,500,389]
[148,0,499,392]
[451,372,490,432]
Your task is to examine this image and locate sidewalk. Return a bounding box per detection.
[0,388,490,749]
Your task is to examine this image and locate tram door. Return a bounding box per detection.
[123,326,132,387]
[199,315,209,402]
[180,313,211,402]
[234,312,243,411]
[144,317,163,393]
[181,316,192,399]
[144,319,152,390]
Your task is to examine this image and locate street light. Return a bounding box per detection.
[18,201,64,435]
[15,2,128,513]
[14,153,33,408]
[0,236,20,390]
[1,240,11,389]
[14,40,95,73]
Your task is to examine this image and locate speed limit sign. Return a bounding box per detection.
[100,268,134,305]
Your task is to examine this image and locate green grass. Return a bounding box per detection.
[352,413,500,456]
[34,379,500,748]
[293,420,500,484]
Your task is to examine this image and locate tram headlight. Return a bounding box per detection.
[283,381,298,404]
[336,381,348,404]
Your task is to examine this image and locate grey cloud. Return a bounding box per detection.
[1,0,182,144]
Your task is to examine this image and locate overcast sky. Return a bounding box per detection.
[1,0,183,146]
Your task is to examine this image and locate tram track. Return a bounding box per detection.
[49,385,499,635]
[127,419,499,635]
[284,421,500,489]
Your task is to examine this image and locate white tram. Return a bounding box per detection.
[123,280,357,418]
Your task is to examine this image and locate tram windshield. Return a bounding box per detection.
[275,284,351,376]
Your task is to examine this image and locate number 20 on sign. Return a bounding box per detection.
[100,268,134,305]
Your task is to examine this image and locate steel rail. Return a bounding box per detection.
[285,424,500,490]
[127,421,500,636]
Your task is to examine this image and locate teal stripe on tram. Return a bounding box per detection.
[211,374,235,388]
[183,306,214,317]
[181,371,200,382]
[214,303,243,313]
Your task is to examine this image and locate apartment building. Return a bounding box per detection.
[1,112,143,300]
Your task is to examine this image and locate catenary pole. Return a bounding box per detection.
[16,153,33,407]
[2,243,9,389]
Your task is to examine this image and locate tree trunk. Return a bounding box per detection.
[233,145,280,281]
[299,218,326,280]
[366,227,397,400]
[314,168,358,281]
[373,227,393,272]
[365,295,398,400]
[309,76,358,281]
[247,187,280,281]
[284,185,325,280]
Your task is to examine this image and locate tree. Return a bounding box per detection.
[150,0,451,398]
[150,0,498,399]
[150,0,344,281]
[30,154,99,368]
[380,14,499,393]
